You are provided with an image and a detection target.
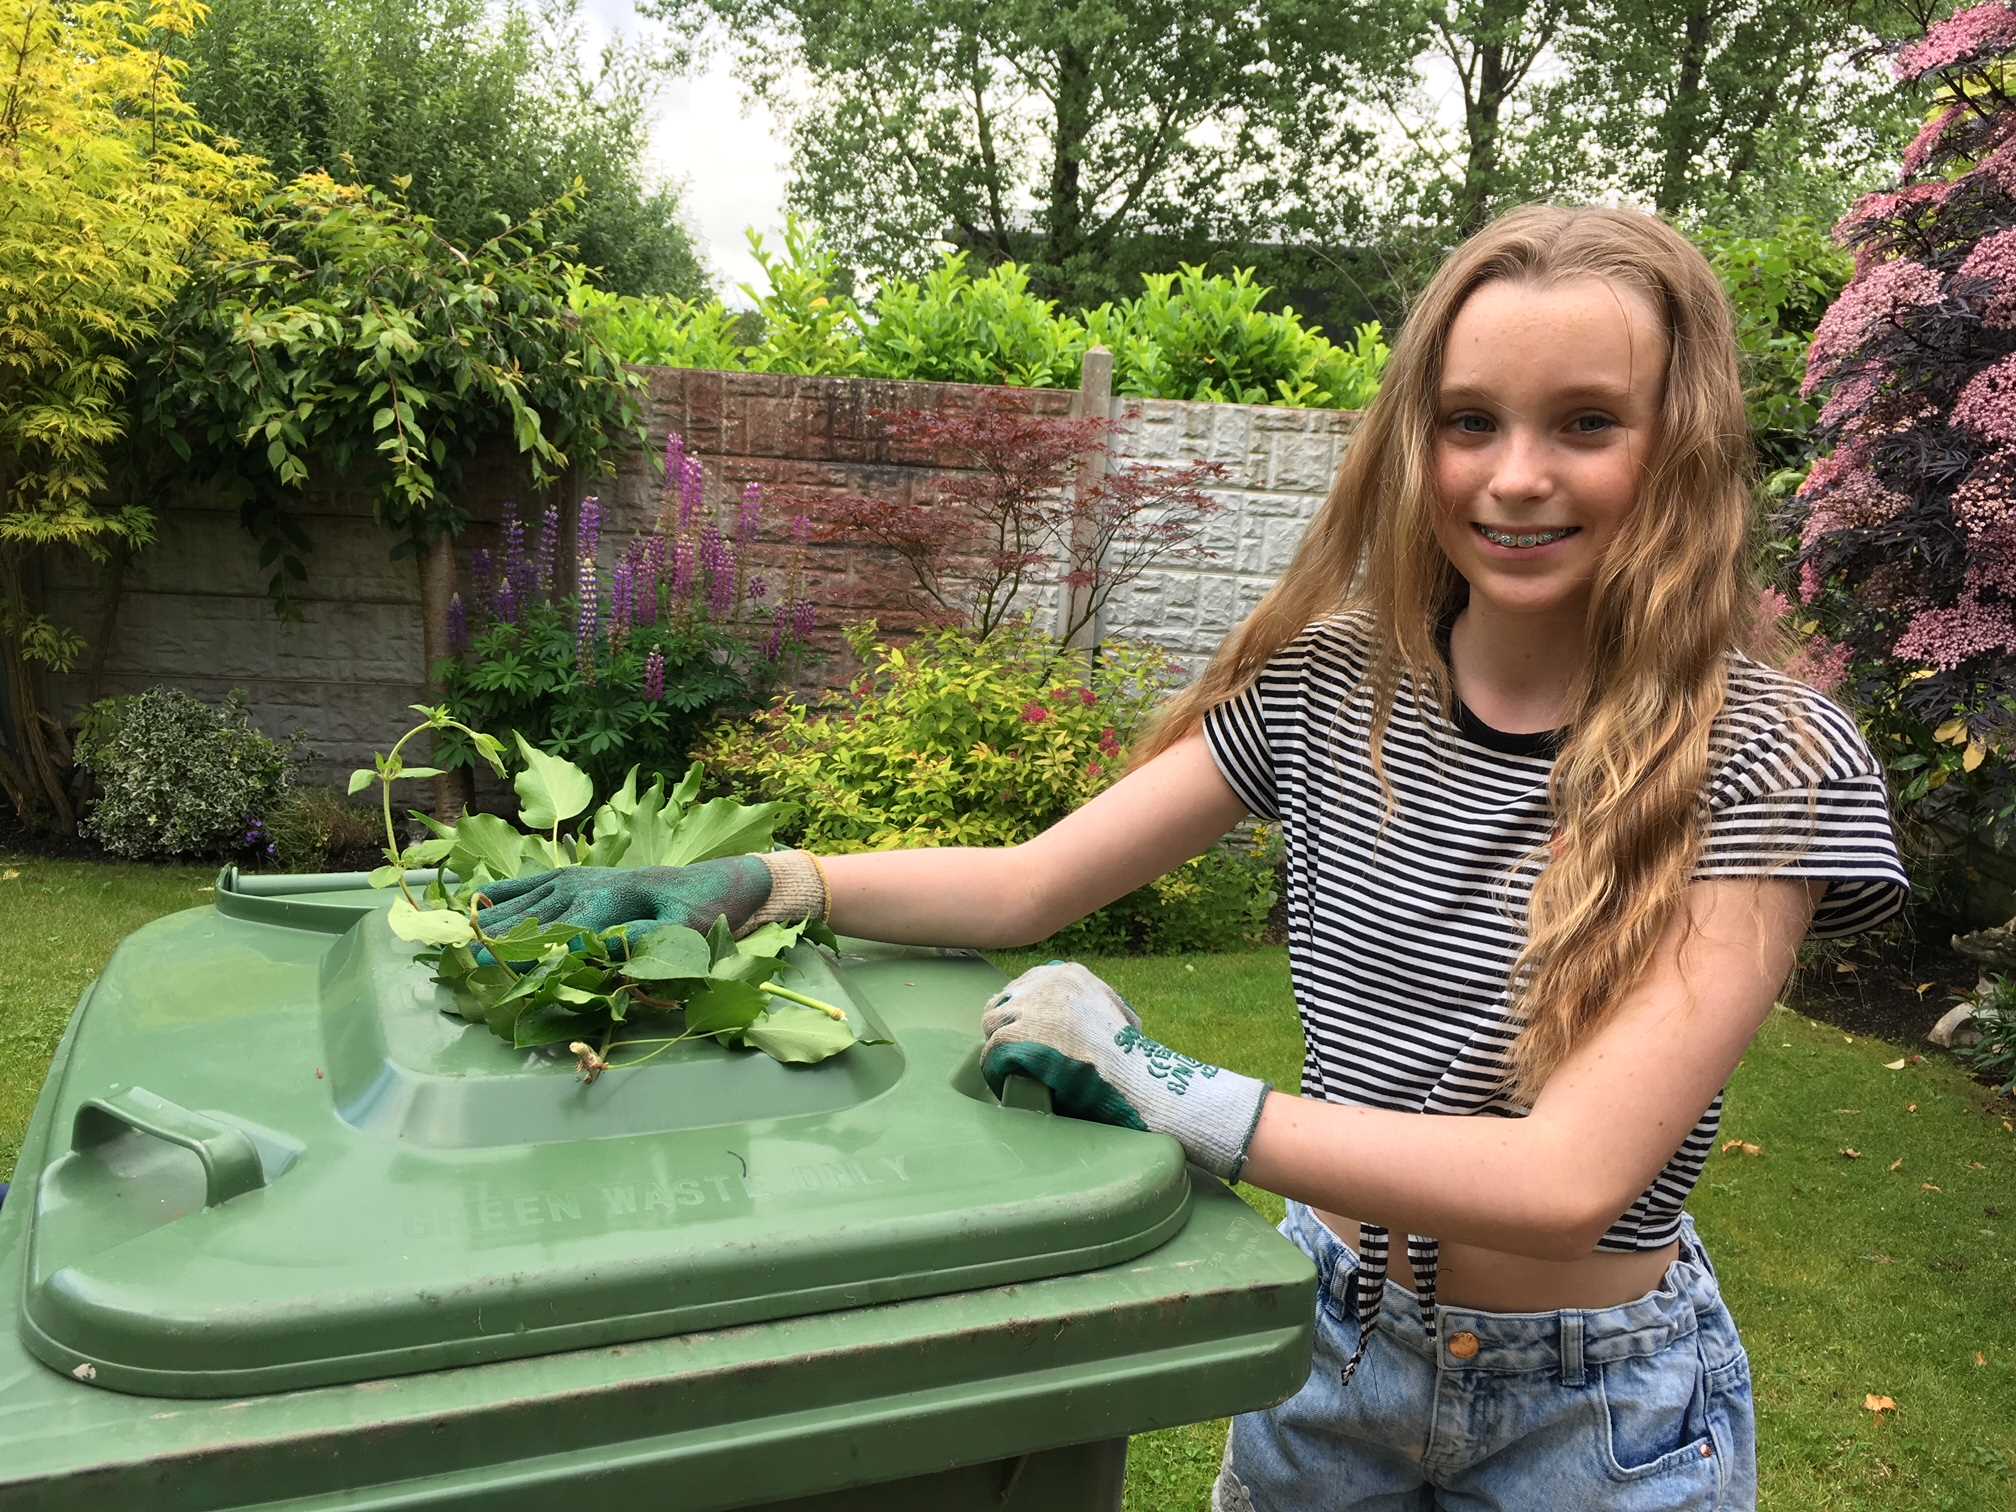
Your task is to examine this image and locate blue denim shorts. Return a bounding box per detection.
[1215,1202,1757,1511]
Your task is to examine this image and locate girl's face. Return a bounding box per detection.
[1430,276,1667,624]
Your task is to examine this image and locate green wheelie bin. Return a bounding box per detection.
[0,868,1314,1510]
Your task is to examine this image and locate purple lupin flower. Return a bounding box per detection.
[790,598,816,639]
[790,512,812,545]
[575,497,602,677]
[737,482,763,546]
[501,504,532,603]
[762,620,784,662]
[610,559,634,646]
[495,576,520,626]
[643,648,666,702]
[747,576,768,600]
[672,537,696,597]
[534,503,561,595]
[447,592,468,654]
[679,456,704,532]
[709,543,738,619]
[636,535,664,627]
[468,548,494,621]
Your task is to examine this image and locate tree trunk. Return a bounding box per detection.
[1656,2,1714,216]
[1044,42,1094,282]
[1456,15,1513,237]
[419,533,462,824]
[0,546,77,831]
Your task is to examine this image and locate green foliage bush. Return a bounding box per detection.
[579,222,1388,412]
[262,784,388,871]
[696,619,1280,954]
[1694,217,1853,474]
[1956,974,2016,1096]
[75,689,299,860]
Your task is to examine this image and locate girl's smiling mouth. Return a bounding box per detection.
[1472,524,1582,550]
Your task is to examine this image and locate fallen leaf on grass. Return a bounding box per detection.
[1969,1161,1986,1170]
[1837,1107,1862,1115]
[1841,1148,1863,1159]
[1921,1183,1944,1193]
[1890,1158,1904,1172]
[1867,1252,1896,1265]
[1916,982,1936,996]
[1976,1353,1988,1367]
[1864,1394,1897,1415]
[1,868,17,881]
[1721,1139,1764,1157]
[1907,1103,1918,1114]
[2003,1120,2013,1134]
[1884,1058,1908,1070]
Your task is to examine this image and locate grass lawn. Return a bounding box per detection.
[2,860,2010,1509]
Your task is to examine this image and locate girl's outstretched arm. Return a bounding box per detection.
[1237,877,1819,1260]
[819,730,1250,949]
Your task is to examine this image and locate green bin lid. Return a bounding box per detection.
[18,872,1192,1398]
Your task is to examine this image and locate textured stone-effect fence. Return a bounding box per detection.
[52,364,1359,780]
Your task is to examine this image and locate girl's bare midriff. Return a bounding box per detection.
[1314,1206,1682,1312]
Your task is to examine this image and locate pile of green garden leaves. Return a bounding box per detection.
[365,727,866,1072]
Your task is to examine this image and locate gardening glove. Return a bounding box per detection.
[472,851,826,958]
[980,961,1271,1184]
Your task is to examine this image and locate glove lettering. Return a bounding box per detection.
[1113,1024,1220,1098]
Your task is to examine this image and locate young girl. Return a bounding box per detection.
[475,204,1907,1510]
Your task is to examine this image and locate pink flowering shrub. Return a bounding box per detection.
[1791,1,2016,840]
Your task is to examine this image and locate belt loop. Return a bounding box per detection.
[1559,1311,1586,1387]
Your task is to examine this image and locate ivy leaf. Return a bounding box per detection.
[745,1004,857,1065]
[683,979,768,1039]
[704,912,737,967]
[514,1002,585,1049]
[513,732,593,830]
[711,951,785,987]
[617,926,712,981]
[389,899,476,945]
[368,863,403,888]
[805,920,842,953]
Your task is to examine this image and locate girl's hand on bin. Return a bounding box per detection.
[980,961,1272,1184]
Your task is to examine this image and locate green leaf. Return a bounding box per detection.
[513,1004,581,1050]
[804,921,842,953]
[734,920,807,960]
[394,765,445,780]
[453,812,529,883]
[367,863,403,888]
[388,899,476,945]
[744,1004,856,1065]
[469,732,508,777]
[400,836,456,867]
[656,796,795,868]
[513,733,594,830]
[704,912,737,966]
[709,951,784,988]
[683,979,768,1039]
[617,926,712,981]
[348,768,376,795]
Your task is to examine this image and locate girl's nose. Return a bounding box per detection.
[1487,431,1554,504]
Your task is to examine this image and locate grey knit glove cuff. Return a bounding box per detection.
[744,849,828,934]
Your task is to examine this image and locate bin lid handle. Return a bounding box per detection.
[72,1086,268,1208]
[996,1073,1054,1115]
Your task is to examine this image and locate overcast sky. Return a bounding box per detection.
[576,0,791,300]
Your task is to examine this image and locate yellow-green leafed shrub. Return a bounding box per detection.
[696,619,1280,953]
[862,254,1087,390]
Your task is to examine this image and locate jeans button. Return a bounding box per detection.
[1447,1330,1480,1360]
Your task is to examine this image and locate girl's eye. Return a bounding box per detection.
[1448,413,1491,434]
[1573,414,1616,434]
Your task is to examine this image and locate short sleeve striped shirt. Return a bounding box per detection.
[1201,611,1907,1378]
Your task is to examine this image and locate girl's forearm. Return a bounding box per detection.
[817,845,1049,948]
[1238,1092,1604,1262]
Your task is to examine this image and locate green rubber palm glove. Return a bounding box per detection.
[472,852,824,958]
[979,962,1272,1183]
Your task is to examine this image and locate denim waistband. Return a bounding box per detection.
[1284,1201,1723,1381]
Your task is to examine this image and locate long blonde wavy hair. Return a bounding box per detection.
[1133,204,1780,1105]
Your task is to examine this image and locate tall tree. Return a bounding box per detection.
[1520,0,1918,223]
[649,0,1422,306]
[178,0,710,298]
[0,0,268,825]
